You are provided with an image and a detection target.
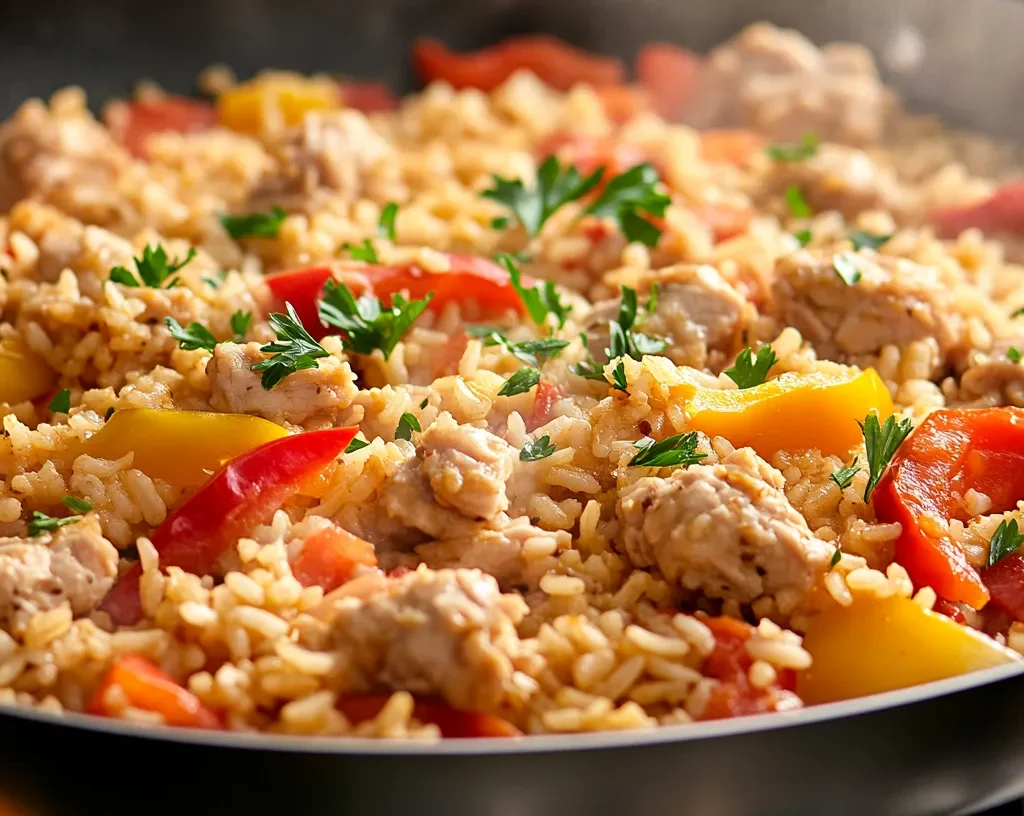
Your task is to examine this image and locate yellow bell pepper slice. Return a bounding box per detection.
[0,339,56,405]
[797,596,1019,705]
[218,73,340,134]
[683,368,892,459]
[81,409,287,489]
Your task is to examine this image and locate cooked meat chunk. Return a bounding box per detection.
[685,23,893,146]
[958,340,1024,406]
[0,517,119,635]
[617,448,831,611]
[770,250,1001,372]
[416,517,569,589]
[207,342,358,426]
[759,144,914,221]
[329,566,531,711]
[588,264,750,372]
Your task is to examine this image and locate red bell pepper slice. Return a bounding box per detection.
[697,615,800,720]
[264,254,526,341]
[291,523,377,593]
[101,427,357,625]
[89,655,221,729]
[871,408,1024,609]
[336,694,521,737]
[635,43,702,122]
[337,81,398,113]
[931,181,1024,238]
[413,35,624,93]
[104,96,218,159]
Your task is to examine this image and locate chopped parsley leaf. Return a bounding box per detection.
[849,230,892,252]
[202,270,229,289]
[988,519,1024,567]
[647,282,660,314]
[27,510,82,537]
[483,332,570,368]
[318,279,431,360]
[230,310,252,343]
[794,229,813,247]
[497,367,541,397]
[395,412,421,441]
[497,253,571,329]
[860,413,914,502]
[520,435,556,462]
[608,285,666,360]
[766,133,819,161]
[48,389,71,415]
[419,398,429,409]
[220,207,287,240]
[1010,347,1022,364]
[62,495,93,514]
[1012,307,1024,319]
[724,345,778,389]
[341,239,379,264]
[833,252,863,286]
[829,458,861,491]
[345,436,370,453]
[109,245,196,288]
[829,547,843,571]
[783,185,812,219]
[629,431,706,468]
[378,202,398,241]
[165,317,218,352]
[609,359,628,393]
[250,303,330,390]
[586,163,671,247]
[491,216,510,230]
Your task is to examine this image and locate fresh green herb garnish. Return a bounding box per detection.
[585,163,671,247]
[497,253,571,329]
[988,519,1024,567]
[27,510,82,537]
[482,155,604,237]
[829,458,861,491]
[341,239,379,264]
[608,286,666,360]
[860,414,914,502]
[609,359,628,393]
[378,203,398,241]
[483,332,569,368]
[497,367,541,397]
[317,279,431,361]
[230,310,252,342]
[629,431,706,468]
[829,547,843,571]
[833,252,863,286]
[220,207,287,240]
[165,317,217,352]
[491,216,510,230]
[849,230,892,252]
[1012,307,1024,319]
[520,435,556,462]
[794,229,813,247]
[783,185,812,219]
[345,436,370,453]
[1010,347,1022,364]
[48,389,71,415]
[419,398,429,409]
[395,412,421,441]
[109,245,196,288]
[569,334,630,394]
[62,495,93,514]
[647,282,660,314]
[202,270,229,290]
[724,345,778,389]
[766,133,819,161]
[251,303,330,390]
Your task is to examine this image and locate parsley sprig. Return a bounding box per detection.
[498,368,541,397]
[165,317,218,351]
[629,431,706,468]
[988,519,1024,567]
[724,346,777,389]
[395,412,421,441]
[497,253,571,329]
[833,252,862,286]
[570,334,630,394]
[784,186,812,219]
[609,286,666,360]
[109,245,196,289]
[251,303,330,389]
[520,435,556,462]
[49,389,71,414]
[766,133,819,161]
[860,414,914,502]
[585,163,670,247]
[220,207,287,240]
[341,239,379,263]
[378,203,398,241]
[62,495,93,514]
[829,458,861,491]
[231,310,252,342]
[318,279,431,360]
[480,331,569,368]
[849,230,892,252]
[27,498,91,537]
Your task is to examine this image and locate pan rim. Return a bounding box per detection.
[6,661,1023,755]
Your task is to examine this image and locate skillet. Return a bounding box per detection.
[2,0,1024,813]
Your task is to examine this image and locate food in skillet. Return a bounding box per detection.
[1,21,1024,739]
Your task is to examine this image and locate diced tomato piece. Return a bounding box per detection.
[291,523,377,593]
[413,36,625,93]
[697,203,755,242]
[932,598,969,625]
[699,129,764,166]
[931,181,1024,238]
[697,615,800,720]
[264,255,526,341]
[635,43,702,122]
[594,84,651,123]
[89,655,221,729]
[983,553,1024,621]
[101,427,357,625]
[536,133,651,179]
[527,380,562,431]
[337,81,398,113]
[104,96,218,159]
[871,408,1024,610]
[337,694,521,737]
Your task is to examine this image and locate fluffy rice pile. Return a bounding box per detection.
[0,22,1022,739]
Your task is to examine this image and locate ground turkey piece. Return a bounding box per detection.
[0,517,118,635]
[207,341,358,426]
[329,566,531,711]
[617,448,831,612]
[381,414,516,539]
[684,22,893,146]
[958,340,1024,405]
[587,264,750,372]
[770,250,999,372]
